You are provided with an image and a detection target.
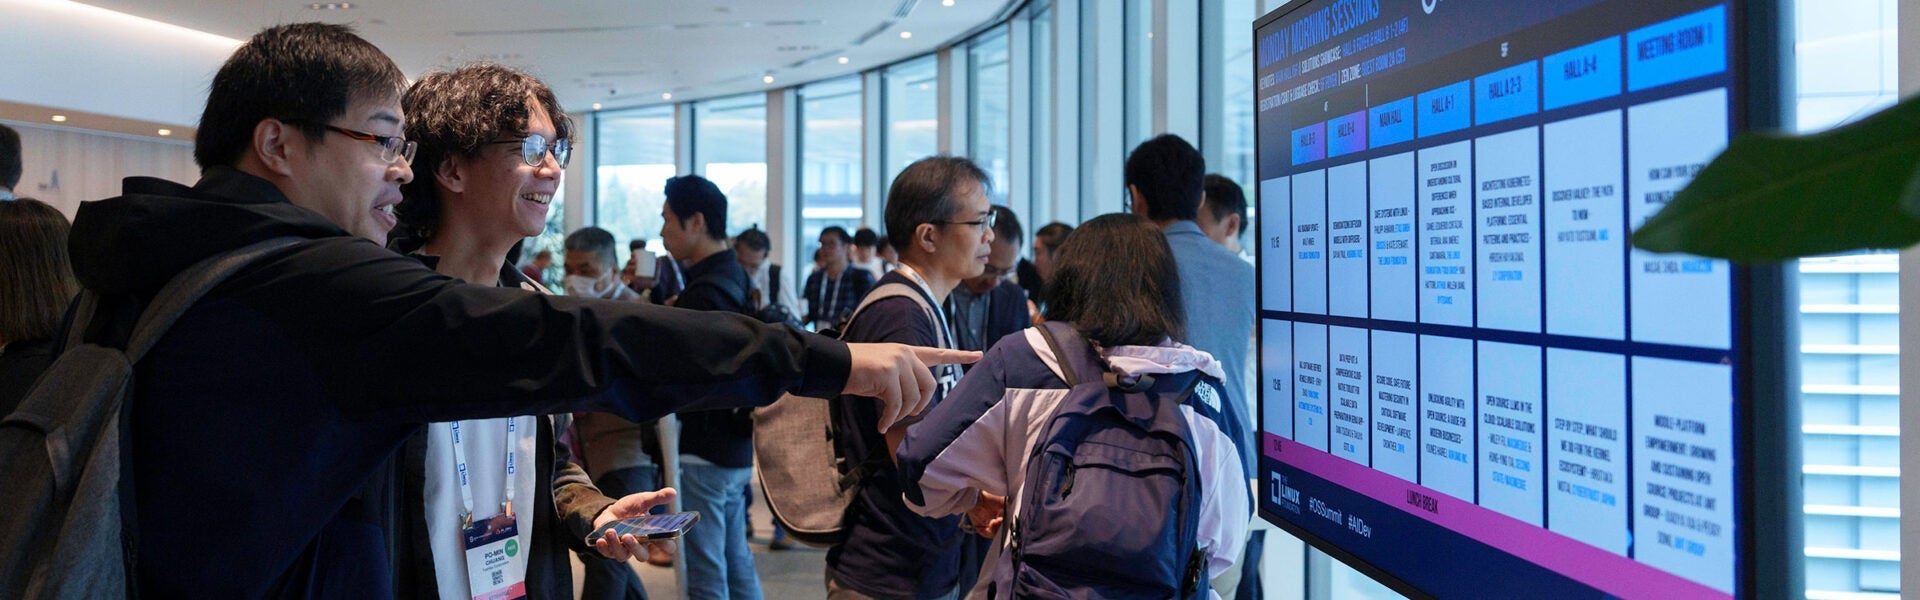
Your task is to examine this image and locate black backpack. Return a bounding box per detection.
[0,237,301,599]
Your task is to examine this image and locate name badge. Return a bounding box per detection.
[462,512,528,600]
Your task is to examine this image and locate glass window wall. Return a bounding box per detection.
[799,76,865,267]
[595,104,675,266]
[693,93,768,238]
[969,27,1012,206]
[883,55,940,192]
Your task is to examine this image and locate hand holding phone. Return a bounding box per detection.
[587,511,701,546]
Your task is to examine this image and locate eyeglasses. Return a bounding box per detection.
[283,119,415,165]
[930,210,997,231]
[485,133,571,169]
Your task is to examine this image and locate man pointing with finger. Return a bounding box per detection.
[51,23,971,598]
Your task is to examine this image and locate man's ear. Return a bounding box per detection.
[915,223,939,254]
[253,119,300,177]
[1128,185,1148,218]
[686,212,706,236]
[1226,213,1243,237]
[434,156,468,195]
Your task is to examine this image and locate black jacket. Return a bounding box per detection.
[68,167,849,598]
[672,249,758,468]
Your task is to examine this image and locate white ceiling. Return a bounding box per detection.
[78,0,1014,112]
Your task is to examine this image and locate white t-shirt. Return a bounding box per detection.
[423,416,541,600]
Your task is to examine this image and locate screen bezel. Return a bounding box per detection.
[1246,1,1801,597]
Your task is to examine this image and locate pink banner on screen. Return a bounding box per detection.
[1263,433,1731,599]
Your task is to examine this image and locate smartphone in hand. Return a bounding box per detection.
[587,511,700,545]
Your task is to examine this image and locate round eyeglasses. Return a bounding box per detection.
[485,133,571,169]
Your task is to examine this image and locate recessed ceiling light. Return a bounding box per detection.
[591,103,602,110]
[50,115,66,122]
[157,129,172,136]
[943,0,954,5]
[763,75,775,84]
[918,83,929,91]
[308,2,352,9]
[899,31,912,39]
[662,92,673,100]
[838,56,850,64]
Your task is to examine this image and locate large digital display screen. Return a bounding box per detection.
[1252,1,1768,597]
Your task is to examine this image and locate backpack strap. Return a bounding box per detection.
[120,236,305,362]
[1034,321,1159,392]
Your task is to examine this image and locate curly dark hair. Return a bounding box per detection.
[390,63,572,251]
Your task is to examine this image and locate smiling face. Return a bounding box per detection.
[283,94,414,245]
[457,97,561,242]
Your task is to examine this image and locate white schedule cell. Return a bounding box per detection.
[1546,349,1628,556]
[1294,323,1330,451]
[1260,177,1292,313]
[1327,163,1370,318]
[1476,341,1544,525]
[1371,330,1419,482]
[1418,142,1473,326]
[1631,357,1735,594]
[1328,326,1371,463]
[1261,320,1294,438]
[1419,335,1475,501]
[1543,111,1626,340]
[1628,89,1731,350]
[1474,128,1542,333]
[1294,171,1328,315]
[1369,152,1418,322]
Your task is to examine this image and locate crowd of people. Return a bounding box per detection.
[0,20,1263,600]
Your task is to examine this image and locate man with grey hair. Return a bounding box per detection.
[565,227,643,301]
[828,156,995,600]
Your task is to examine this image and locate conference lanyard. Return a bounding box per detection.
[894,264,961,393]
[818,269,845,323]
[450,416,522,525]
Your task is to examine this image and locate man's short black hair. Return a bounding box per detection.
[565,226,619,270]
[990,205,1022,245]
[0,124,21,191]
[664,174,728,240]
[852,227,879,248]
[1124,134,1206,222]
[1035,222,1074,257]
[1202,174,1248,226]
[819,226,852,245]
[884,155,990,252]
[630,239,647,251]
[734,227,771,252]
[395,63,573,249]
[194,22,408,169]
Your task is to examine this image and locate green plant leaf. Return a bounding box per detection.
[1630,94,1920,262]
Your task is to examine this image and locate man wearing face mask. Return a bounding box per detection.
[565,227,645,302]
